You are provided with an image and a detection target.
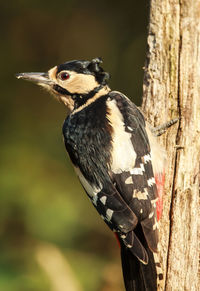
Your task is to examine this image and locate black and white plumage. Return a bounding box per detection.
[63,91,158,260]
[16,58,164,291]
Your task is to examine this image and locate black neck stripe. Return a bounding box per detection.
[53,84,104,109]
[53,84,73,96]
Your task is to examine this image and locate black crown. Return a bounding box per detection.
[57,58,110,85]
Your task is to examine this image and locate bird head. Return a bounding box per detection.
[16,58,110,111]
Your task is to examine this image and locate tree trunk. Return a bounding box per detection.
[142,1,200,290]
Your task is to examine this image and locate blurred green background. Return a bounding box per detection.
[0,1,148,290]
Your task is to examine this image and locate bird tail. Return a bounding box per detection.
[120,243,158,291]
[120,224,163,291]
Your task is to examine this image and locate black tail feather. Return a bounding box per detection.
[121,244,157,291]
[120,225,158,291]
[121,244,145,291]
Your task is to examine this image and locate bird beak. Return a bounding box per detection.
[16,72,52,86]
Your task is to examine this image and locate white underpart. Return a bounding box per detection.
[106,99,137,174]
[74,167,102,198]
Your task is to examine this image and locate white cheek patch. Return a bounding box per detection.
[106,99,137,174]
[58,71,99,94]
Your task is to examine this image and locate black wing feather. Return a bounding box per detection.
[109,91,159,252]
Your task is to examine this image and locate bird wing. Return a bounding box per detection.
[107,91,159,254]
[63,91,159,263]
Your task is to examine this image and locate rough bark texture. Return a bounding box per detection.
[142,1,200,290]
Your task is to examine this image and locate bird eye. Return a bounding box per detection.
[59,72,70,81]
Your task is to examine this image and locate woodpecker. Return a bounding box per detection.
[16,58,170,291]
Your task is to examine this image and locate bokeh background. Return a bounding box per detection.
[0,1,149,290]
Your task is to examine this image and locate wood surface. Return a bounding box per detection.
[142,1,200,290]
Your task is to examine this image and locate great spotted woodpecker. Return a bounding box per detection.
[16,58,172,291]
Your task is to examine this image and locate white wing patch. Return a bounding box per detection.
[149,211,154,218]
[100,196,107,205]
[133,189,148,200]
[143,154,151,163]
[125,176,133,184]
[127,126,133,131]
[74,167,102,198]
[106,209,114,221]
[106,99,137,174]
[130,163,145,175]
[147,177,156,187]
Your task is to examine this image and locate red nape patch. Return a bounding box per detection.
[155,171,165,221]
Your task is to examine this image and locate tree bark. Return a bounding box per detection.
[142,1,200,290]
